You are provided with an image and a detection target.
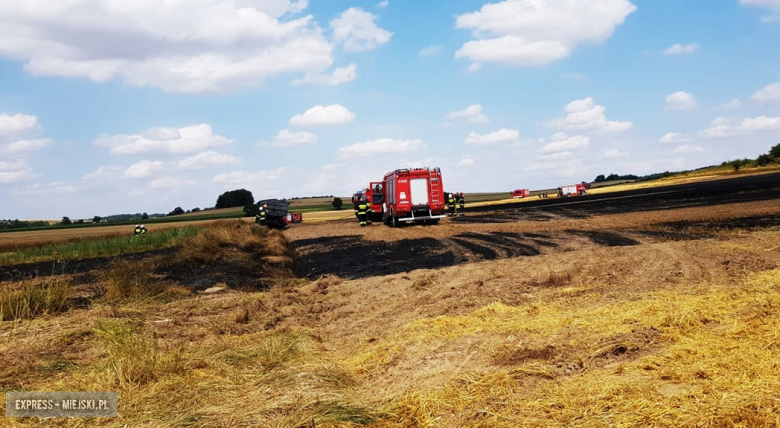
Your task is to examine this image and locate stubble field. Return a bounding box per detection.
[1,171,780,427]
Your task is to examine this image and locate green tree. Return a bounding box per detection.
[332,197,343,210]
[61,216,72,225]
[243,202,259,217]
[594,174,606,183]
[142,212,149,219]
[769,143,780,158]
[93,216,101,223]
[167,207,185,216]
[191,207,201,213]
[756,153,774,167]
[215,189,254,209]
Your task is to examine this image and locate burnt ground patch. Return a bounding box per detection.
[564,230,641,247]
[292,235,457,280]
[0,247,180,283]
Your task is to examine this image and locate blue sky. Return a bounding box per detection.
[1,0,779,220]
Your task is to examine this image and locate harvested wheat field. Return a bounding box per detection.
[1,172,780,427]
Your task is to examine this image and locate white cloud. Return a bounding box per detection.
[464,128,519,144]
[538,134,590,153]
[545,97,632,133]
[269,129,319,147]
[0,1,342,94]
[447,104,490,123]
[3,139,53,153]
[538,151,575,160]
[0,113,41,140]
[419,45,443,56]
[663,43,699,55]
[377,1,389,7]
[523,162,556,172]
[466,62,483,73]
[331,7,393,52]
[698,115,780,138]
[0,158,34,183]
[290,64,357,87]
[665,91,697,110]
[740,115,780,131]
[603,149,627,158]
[338,138,425,158]
[751,83,780,104]
[454,0,636,67]
[213,167,288,184]
[176,151,240,169]
[150,176,198,189]
[81,165,123,181]
[456,158,475,166]
[289,104,356,126]
[715,99,742,110]
[124,160,165,179]
[659,132,692,144]
[94,124,234,156]
[672,145,704,154]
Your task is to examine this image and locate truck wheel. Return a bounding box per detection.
[391,212,397,228]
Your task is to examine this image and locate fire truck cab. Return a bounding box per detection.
[511,189,530,198]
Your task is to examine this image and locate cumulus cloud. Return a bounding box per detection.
[456,158,475,166]
[464,128,519,144]
[289,104,356,126]
[538,151,575,160]
[447,104,490,123]
[0,158,35,183]
[663,43,699,55]
[659,132,692,144]
[715,99,742,110]
[419,45,443,56]
[266,129,319,147]
[751,83,780,104]
[698,115,780,138]
[544,97,632,133]
[454,0,636,67]
[3,139,53,154]
[337,138,425,158]
[0,113,42,140]
[290,64,357,86]
[176,151,240,169]
[0,1,344,93]
[538,133,590,153]
[377,1,389,7]
[665,91,697,110]
[94,124,234,156]
[331,7,393,52]
[124,160,165,179]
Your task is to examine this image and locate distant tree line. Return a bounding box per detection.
[0,219,50,230]
[720,143,780,171]
[593,173,640,183]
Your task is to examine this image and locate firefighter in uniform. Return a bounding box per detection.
[447,193,456,217]
[458,192,465,216]
[133,225,142,236]
[140,225,147,236]
[355,198,368,227]
[256,205,267,226]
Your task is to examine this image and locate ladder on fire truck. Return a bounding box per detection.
[430,172,440,203]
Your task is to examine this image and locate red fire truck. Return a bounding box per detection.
[511,189,530,198]
[557,182,589,197]
[381,167,446,226]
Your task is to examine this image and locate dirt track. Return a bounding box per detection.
[288,171,780,279]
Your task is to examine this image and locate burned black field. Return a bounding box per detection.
[292,172,780,279]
